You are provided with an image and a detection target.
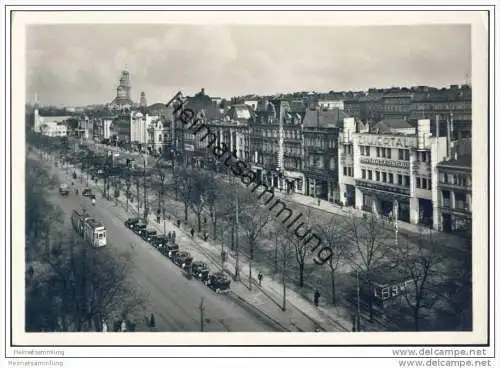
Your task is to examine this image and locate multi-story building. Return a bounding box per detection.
[250,99,306,193]
[436,139,472,235]
[381,93,413,121]
[339,118,449,229]
[317,99,345,111]
[302,106,343,201]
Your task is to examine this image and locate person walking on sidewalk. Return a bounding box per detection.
[176,219,181,228]
[314,289,320,307]
[191,227,195,238]
[258,272,263,287]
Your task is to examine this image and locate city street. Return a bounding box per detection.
[37,152,285,332]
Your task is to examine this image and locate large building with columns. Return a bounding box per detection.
[338,118,449,229]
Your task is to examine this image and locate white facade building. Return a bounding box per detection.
[318,100,345,111]
[40,122,68,137]
[338,119,448,229]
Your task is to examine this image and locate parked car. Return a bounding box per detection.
[59,183,69,196]
[158,242,179,258]
[172,251,193,269]
[133,223,147,236]
[206,271,231,293]
[124,217,141,229]
[191,261,210,282]
[82,188,94,197]
[141,228,157,242]
[151,235,169,248]
[125,217,147,233]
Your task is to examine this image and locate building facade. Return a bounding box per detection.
[302,106,343,201]
[436,140,472,235]
[339,119,449,229]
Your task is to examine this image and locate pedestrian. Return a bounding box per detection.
[317,198,321,206]
[203,216,207,225]
[149,313,155,328]
[176,219,181,228]
[314,289,320,307]
[258,272,263,287]
[167,231,172,241]
[191,228,195,238]
[204,231,208,241]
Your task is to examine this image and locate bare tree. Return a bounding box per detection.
[389,230,445,331]
[28,234,146,332]
[316,220,349,305]
[348,212,391,322]
[239,201,271,290]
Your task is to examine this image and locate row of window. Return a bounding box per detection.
[440,172,472,187]
[362,169,410,187]
[304,137,337,150]
[343,166,354,177]
[442,190,470,211]
[416,177,432,190]
[343,144,353,154]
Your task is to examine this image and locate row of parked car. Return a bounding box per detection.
[124,217,232,294]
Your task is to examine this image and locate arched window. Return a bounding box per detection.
[158,134,162,142]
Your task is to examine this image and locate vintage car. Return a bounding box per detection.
[206,271,231,293]
[172,251,193,269]
[82,188,94,197]
[191,261,210,282]
[140,228,157,242]
[59,183,69,196]
[124,217,141,229]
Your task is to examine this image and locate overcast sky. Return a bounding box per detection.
[26,24,471,106]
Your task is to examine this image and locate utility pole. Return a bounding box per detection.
[143,154,147,221]
[282,247,287,311]
[356,269,361,332]
[234,184,240,281]
[199,297,205,332]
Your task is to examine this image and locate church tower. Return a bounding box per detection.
[139,91,147,113]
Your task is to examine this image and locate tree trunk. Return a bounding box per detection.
[368,281,374,322]
[331,269,336,305]
[299,262,305,288]
[414,308,420,331]
[274,242,278,274]
[184,200,188,222]
[197,212,202,233]
[212,212,217,241]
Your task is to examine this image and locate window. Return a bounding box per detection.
[422,178,428,189]
[389,173,394,183]
[404,176,410,187]
[343,167,347,176]
[381,148,386,158]
[362,169,366,179]
[386,148,392,159]
[368,170,373,180]
[366,147,370,156]
[398,174,403,185]
[428,180,432,190]
[376,171,380,181]
[399,149,404,160]
[376,147,381,157]
[416,177,421,188]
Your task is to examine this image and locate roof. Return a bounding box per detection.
[225,104,253,121]
[437,155,472,169]
[302,107,346,129]
[372,119,414,133]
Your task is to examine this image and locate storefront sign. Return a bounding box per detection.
[356,179,410,196]
[360,157,410,169]
[357,134,417,148]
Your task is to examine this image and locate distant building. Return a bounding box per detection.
[317,99,344,111]
[109,70,134,110]
[40,121,68,137]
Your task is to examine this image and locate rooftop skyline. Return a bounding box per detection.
[27,24,471,106]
